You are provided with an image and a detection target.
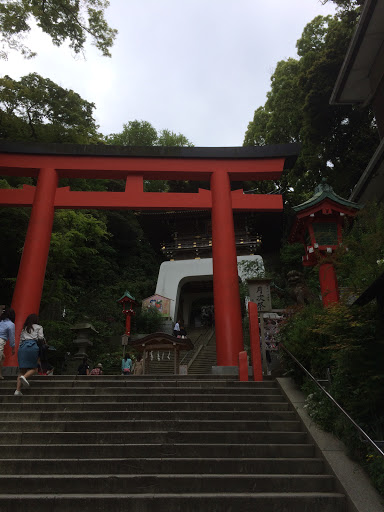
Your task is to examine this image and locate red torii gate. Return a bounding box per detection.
[0,142,299,369]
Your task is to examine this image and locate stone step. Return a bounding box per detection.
[0,443,316,459]
[0,430,309,445]
[0,388,286,399]
[0,411,300,422]
[0,400,292,411]
[0,474,336,494]
[0,376,346,511]
[3,375,274,382]
[0,457,325,475]
[1,377,278,386]
[1,374,240,380]
[0,493,346,512]
[0,419,304,432]
[0,382,281,392]
[0,393,288,403]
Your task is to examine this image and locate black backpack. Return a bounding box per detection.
[78,364,88,375]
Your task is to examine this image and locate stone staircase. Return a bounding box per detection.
[143,326,215,375]
[188,328,217,374]
[0,375,346,511]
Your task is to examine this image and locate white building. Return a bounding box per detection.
[155,254,264,325]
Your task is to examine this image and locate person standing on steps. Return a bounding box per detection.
[121,354,132,375]
[133,355,144,375]
[77,357,90,375]
[179,323,187,339]
[15,314,44,396]
[90,363,103,375]
[38,338,54,376]
[0,308,16,380]
[173,319,181,337]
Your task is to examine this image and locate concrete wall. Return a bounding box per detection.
[155,255,263,321]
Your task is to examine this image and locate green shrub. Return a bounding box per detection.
[99,350,123,374]
[132,307,163,334]
[366,454,384,496]
[280,301,384,496]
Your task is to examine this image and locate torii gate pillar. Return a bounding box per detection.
[6,168,58,366]
[211,170,243,365]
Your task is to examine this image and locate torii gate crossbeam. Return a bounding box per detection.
[0,143,299,369]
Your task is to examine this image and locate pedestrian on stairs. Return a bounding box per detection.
[38,338,54,375]
[14,314,44,396]
[173,320,181,337]
[0,307,16,380]
[90,363,103,375]
[121,354,133,375]
[77,357,90,375]
[133,355,143,375]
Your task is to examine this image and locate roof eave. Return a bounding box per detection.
[330,0,383,105]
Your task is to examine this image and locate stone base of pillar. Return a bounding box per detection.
[211,365,255,377]
[2,366,18,377]
[211,365,239,375]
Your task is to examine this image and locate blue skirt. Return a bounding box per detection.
[18,340,39,369]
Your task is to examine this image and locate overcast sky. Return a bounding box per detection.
[1,0,336,147]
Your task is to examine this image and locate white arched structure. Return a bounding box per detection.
[155,255,264,323]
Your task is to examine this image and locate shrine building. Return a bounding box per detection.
[139,209,266,326]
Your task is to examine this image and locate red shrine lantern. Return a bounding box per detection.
[117,290,139,336]
[290,180,361,306]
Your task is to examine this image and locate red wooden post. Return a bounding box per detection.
[125,315,132,337]
[211,170,244,366]
[5,168,58,367]
[238,351,249,381]
[117,291,138,337]
[319,263,339,306]
[248,301,263,382]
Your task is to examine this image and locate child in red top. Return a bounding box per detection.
[90,363,103,375]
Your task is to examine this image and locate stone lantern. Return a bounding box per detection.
[70,321,98,359]
[290,180,361,306]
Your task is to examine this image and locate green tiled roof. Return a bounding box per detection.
[117,290,136,302]
[293,179,362,212]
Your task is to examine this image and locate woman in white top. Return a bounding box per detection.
[15,314,44,396]
[173,320,181,337]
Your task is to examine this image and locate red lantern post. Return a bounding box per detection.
[290,180,361,306]
[117,291,139,336]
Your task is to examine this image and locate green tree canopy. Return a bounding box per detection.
[243,11,378,204]
[105,120,194,192]
[336,202,384,293]
[0,0,117,59]
[105,120,193,148]
[105,120,158,147]
[157,129,192,148]
[0,73,100,143]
